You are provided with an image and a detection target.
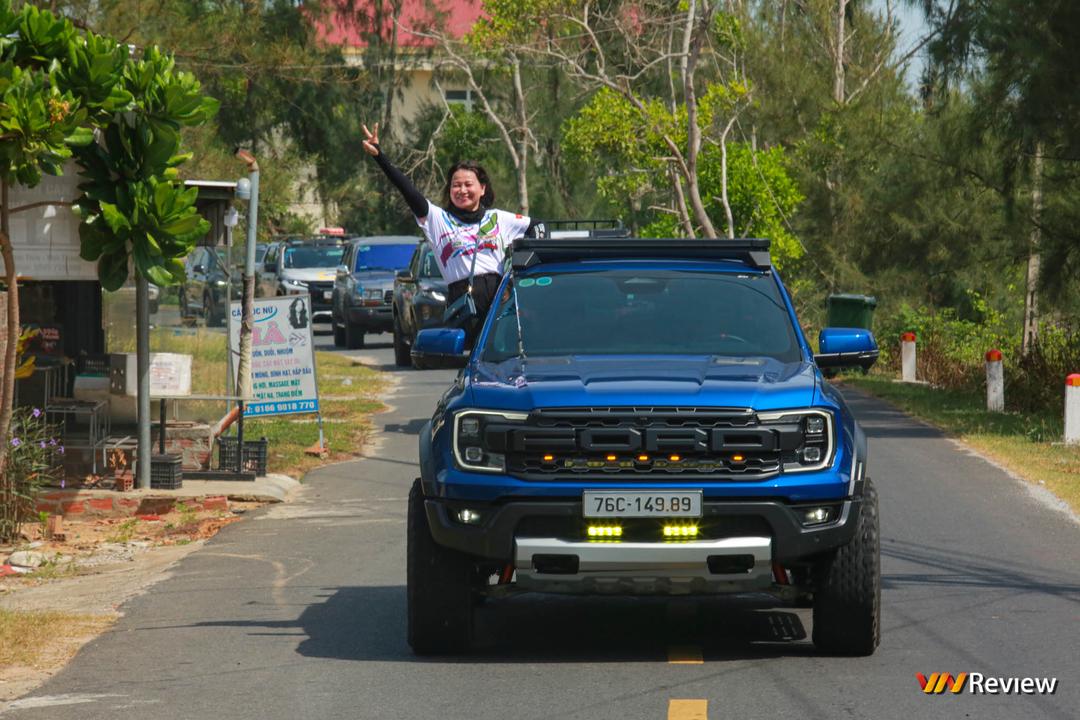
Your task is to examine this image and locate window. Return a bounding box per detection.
[444,88,474,112]
[419,248,440,279]
[282,245,344,269]
[352,243,416,272]
[482,268,800,362]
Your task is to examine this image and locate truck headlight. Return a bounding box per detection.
[757,409,833,472]
[282,278,307,293]
[453,410,528,473]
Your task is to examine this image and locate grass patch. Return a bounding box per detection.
[0,609,112,668]
[102,295,387,479]
[842,374,1080,513]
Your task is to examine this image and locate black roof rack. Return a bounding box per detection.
[510,237,772,271]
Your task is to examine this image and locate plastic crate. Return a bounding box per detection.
[150,454,183,490]
[217,436,268,476]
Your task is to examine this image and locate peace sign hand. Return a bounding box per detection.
[362,123,380,156]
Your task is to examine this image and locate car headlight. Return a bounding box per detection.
[364,288,384,301]
[214,280,227,287]
[454,410,528,473]
[428,290,446,302]
[282,278,307,293]
[757,409,833,472]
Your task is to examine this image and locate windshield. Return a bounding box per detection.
[482,269,801,362]
[283,245,344,269]
[354,243,416,272]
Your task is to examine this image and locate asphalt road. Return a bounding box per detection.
[3,333,1078,719]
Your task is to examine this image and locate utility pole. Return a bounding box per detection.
[234,150,260,453]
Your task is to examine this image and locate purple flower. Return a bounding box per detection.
[32,408,41,418]
[49,438,57,446]
[40,441,47,449]
[58,446,65,455]
[60,478,65,489]
[10,437,20,448]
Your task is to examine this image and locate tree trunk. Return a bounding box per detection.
[381,0,403,135]
[680,0,717,237]
[511,56,530,214]
[1022,143,1044,356]
[0,179,17,481]
[833,0,848,105]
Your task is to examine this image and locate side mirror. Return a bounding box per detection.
[412,328,468,369]
[396,269,415,282]
[336,264,349,277]
[193,264,206,274]
[815,328,879,371]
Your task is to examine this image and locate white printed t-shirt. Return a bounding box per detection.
[417,200,530,284]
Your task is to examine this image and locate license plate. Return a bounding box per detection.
[324,290,333,300]
[583,490,702,518]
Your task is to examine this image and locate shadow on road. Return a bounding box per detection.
[284,588,815,663]
[882,538,1080,600]
[383,418,428,435]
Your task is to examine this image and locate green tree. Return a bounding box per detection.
[0,2,215,539]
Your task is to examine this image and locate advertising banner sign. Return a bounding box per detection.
[229,295,320,417]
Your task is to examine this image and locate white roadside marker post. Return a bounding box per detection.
[901,332,917,383]
[1065,374,1080,445]
[985,349,1004,412]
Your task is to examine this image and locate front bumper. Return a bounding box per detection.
[347,304,393,332]
[424,496,861,568]
[514,535,774,594]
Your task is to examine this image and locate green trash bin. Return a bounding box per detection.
[826,293,877,330]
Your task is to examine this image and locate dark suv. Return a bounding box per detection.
[180,246,238,327]
[407,235,881,656]
[392,241,448,367]
[330,236,418,349]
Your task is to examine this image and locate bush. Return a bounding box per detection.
[0,408,63,544]
[874,296,1080,418]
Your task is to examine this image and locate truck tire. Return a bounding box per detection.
[407,479,474,654]
[333,320,345,347]
[345,320,365,349]
[812,478,881,656]
[393,317,411,367]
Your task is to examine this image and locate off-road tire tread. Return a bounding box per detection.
[407,479,474,654]
[812,478,881,656]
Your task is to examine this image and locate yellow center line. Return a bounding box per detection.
[668,699,708,720]
[667,645,704,664]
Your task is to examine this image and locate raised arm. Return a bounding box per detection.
[362,123,429,220]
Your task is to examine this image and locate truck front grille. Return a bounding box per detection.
[490,407,802,481]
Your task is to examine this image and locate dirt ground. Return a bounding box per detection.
[0,503,262,701]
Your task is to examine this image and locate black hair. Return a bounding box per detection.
[443,160,495,209]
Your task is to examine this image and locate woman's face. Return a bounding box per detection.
[450,169,485,212]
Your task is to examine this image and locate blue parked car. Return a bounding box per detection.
[407,234,881,656]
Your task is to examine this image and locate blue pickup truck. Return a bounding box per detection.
[408,235,881,656]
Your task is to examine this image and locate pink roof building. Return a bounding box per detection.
[315,0,484,51]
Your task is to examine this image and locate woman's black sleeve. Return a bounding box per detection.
[371,145,429,218]
[524,218,546,238]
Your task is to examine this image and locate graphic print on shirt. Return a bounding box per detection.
[438,213,501,266]
[418,201,530,284]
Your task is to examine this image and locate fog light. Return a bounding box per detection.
[802,507,832,525]
[464,446,483,462]
[587,525,623,539]
[663,525,699,538]
[806,416,825,434]
[802,446,822,463]
[460,418,480,436]
[455,509,483,525]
